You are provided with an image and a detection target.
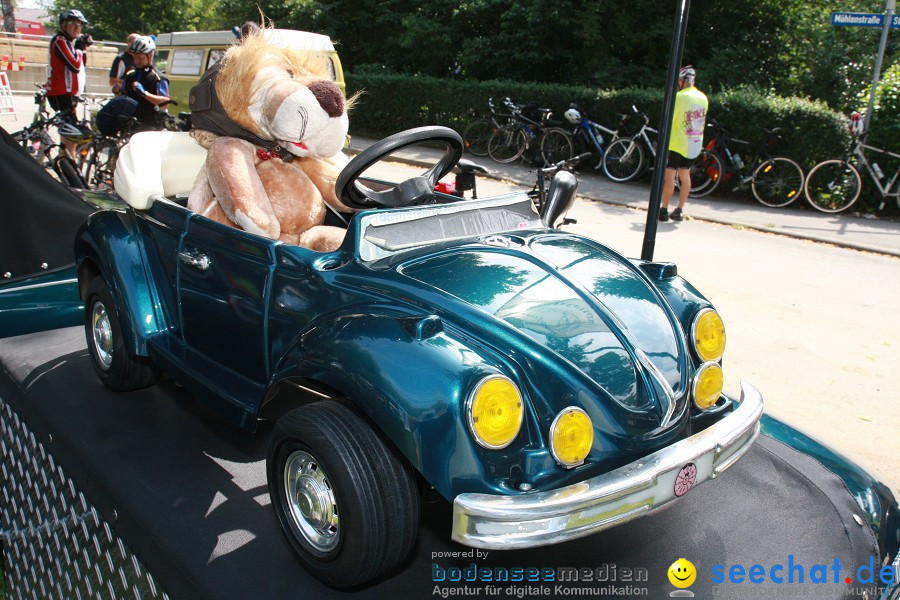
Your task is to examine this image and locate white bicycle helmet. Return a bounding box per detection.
[564,107,581,124]
[59,9,88,26]
[58,121,94,145]
[679,65,696,85]
[129,35,156,54]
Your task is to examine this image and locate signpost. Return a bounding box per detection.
[832,1,896,133]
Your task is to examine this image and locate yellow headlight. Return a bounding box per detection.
[692,309,726,362]
[468,376,523,449]
[693,362,724,409]
[550,407,593,468]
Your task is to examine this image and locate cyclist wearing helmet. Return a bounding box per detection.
[660,65,708,222]
[47,8,89,158]
[109,33,140,95]
[122,35,171,130]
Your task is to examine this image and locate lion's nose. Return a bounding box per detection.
[308,81,345,118]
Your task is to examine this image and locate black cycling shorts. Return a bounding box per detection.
[47,95,77,121]
[666,150,693,170]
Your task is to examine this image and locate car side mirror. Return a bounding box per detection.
[541,171,577,228]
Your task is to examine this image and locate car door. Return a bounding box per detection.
[178,215,274,385]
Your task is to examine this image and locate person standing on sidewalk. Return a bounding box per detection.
[659,65,708,222]
[46,8,88,158]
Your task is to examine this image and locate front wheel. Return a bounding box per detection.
[461,118,494,157]
[268,401,419,588]
[804,160,862,213]
[84,139,119,190]
[487,125,526,164]
[602,137,645,182]
[540,128,574,166]
[751,156,805,207]
[688,150,724,198]
[84,277,161,391]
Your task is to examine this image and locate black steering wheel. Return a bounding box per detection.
[337,126,463,209]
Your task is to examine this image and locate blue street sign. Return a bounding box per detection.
[831,11,900,28]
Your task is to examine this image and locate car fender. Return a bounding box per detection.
[270,306,515,499]
[75,210,162,356]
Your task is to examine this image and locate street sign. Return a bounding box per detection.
[831,11,900,27]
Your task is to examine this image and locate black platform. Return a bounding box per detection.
[0,327,879,599]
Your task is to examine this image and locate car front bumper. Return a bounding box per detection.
[451,382,763,549]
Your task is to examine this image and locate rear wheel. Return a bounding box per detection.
[804,159,862,213]
[84,277,161,391]
[54,155,88,189]
[84,139,119,190]
[268,401,419,588]
[688,150,724,198]
[751,156,805,207]
[488,125,526,163]
[461,118,494,157]
[540,127,574,166]
[602,137,644,182]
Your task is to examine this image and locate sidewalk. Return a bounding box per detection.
[349,136,900,258]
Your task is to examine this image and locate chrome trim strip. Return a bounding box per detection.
[451,382,763,549]
[0,278,78,294]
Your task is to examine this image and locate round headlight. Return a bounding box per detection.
[467,375,523,449]
[550,407,593,468]
[693,362,724,409]
[692,308,726,362]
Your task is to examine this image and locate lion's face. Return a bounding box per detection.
[216,35,349,159]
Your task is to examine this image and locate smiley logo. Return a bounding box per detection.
[668,558,696,588]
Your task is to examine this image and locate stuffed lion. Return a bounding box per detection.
[187,32,353,252]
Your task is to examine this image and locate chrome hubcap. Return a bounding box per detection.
[91,301,113,370]
[283,450,339,553]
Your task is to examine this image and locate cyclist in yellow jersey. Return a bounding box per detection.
[660,65,708,222]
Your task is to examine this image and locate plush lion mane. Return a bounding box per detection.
[191,31,355,148]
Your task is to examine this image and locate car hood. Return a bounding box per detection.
[399,234,687,420]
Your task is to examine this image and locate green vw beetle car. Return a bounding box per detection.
[74,126,764,588]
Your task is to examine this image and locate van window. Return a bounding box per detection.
[207,49,226,71]
[154,49,170,74]
[170,50,204,76]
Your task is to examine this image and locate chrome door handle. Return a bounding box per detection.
[178,250,211,271]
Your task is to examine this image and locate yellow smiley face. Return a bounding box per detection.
[668,558,696,588]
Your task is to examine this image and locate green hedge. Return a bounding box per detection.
[346,74,851,170]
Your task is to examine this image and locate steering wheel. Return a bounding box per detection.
[336,126,463,209]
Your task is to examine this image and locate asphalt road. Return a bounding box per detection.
[368,159,900,496]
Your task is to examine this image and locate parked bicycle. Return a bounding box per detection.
[688,119,805,207]
[486,98,556,165]
[601,105,659,182]
[10,85,90,188]
[803,113,899,214]
[461,97,515,157]
[529,152,592,220]
[539,103,618,168]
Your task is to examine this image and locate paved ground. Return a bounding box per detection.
[348,135,900,258]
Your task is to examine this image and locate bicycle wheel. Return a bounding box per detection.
[55,156,88,189]
[602,137,644,182]
[488,125,526,164]
[84,139,119,190]
[461,118,495,156]
[688,150,724,198]
[540,128,574,166]
[751,156,804,208]
[804,160,862,213]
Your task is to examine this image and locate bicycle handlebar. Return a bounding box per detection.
[538,152,592,175]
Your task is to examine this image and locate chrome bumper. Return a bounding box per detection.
[451,382,763,549]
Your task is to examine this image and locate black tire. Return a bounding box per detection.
[461,118,494,157]
[804,159,862,213]
[602,137,645,182]
[84,139,119,190]
[751,156,805,207]
[84,277,161,391]
[55,155,88,189]
[268,401,419,588]
[540,127,575,166]
[487,125,526,163]
[688,150,724,198]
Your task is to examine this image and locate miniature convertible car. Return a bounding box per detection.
[74,127,763,588]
